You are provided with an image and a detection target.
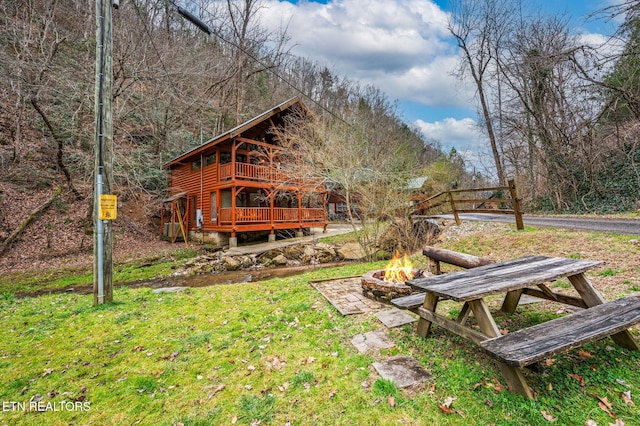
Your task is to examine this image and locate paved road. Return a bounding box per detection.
[436,213,640,236]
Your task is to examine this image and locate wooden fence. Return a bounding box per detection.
[413,179,524,230]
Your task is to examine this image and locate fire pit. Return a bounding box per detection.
[361,252,428,303]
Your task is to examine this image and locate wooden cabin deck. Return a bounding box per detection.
[161,98,328,246]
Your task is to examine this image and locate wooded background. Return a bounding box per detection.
[0,0,639,265]
[450,0,640,213]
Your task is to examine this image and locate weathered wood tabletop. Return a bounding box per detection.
[406,255,603,302]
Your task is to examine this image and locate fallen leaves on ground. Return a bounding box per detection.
[473,378,505,393]
[299,356,315,365]
[595,395,616,418]
[277,382,289,392]
[578,349,594,358]
[160,351,179,362]
[264,355,286,371]
[387,395,396,407]
[569,373,586,387]
[207,384,225,399]
[438,396,464,416]
[540,410,557,422]
[620,390,634,406]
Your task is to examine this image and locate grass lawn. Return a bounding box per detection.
[1,223,640,425]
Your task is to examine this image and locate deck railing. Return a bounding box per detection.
[219,207,326,225]
[219,162,292,183]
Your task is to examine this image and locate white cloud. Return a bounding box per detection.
[414,117,484,149]
[258,0,470,107]
[252,0,615,177]
[414,117,495,171]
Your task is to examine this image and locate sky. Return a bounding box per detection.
[253,0,623,174]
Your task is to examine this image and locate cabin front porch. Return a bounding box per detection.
[160,193,327,248]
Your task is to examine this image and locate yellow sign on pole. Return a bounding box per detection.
[99,194,118,220]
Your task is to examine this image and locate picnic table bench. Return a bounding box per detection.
[480,294,640,367]
[392,254,640,398]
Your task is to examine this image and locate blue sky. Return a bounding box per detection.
[256,0,622,173]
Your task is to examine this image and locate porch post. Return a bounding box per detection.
[216,190,221,228]
[231,139,237,181]
[297,192,303,237]
[323,191,328,233]
[231,186,236,230]
[269,191,275,242]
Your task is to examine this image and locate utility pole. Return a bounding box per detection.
[93,0,115,305]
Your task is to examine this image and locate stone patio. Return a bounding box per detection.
[310,275,433,390]
[372,356,434,388]
[376,308,417,328]
[309,276,386,315]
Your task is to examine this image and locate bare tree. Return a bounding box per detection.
[448,0,514,185]
[278,89,425,258]
[496,13,611,210]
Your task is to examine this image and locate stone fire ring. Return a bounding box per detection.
[361,269,415,302]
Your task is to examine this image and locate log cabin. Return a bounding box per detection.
[161,97,328,248]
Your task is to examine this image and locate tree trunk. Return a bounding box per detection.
[30,97,83,200]
[0,190,60,256]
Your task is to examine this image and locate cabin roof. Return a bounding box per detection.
[164,97,304,168]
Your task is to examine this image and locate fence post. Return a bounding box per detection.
[508,179,524,230]
[448,192,461,225]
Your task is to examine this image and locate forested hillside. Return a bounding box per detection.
[449,0,640,213]
[0,0,441,270]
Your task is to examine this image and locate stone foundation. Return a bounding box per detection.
[188,230,230,247]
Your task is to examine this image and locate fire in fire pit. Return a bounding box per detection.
[361,252,428,303]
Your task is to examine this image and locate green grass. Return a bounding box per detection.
[0,249,198,295]
[318,229,359,245]
[1,269,639,425]
[1,225,640,425]
[598,268,625,277]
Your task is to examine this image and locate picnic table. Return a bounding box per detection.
[394,255,640,398]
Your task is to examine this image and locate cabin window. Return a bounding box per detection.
[204,153,216,167]
[336,202,348,212]
[191,159,201,171]
[221,190,232,208]
[210,192,217,222]
[220,151,232,164]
